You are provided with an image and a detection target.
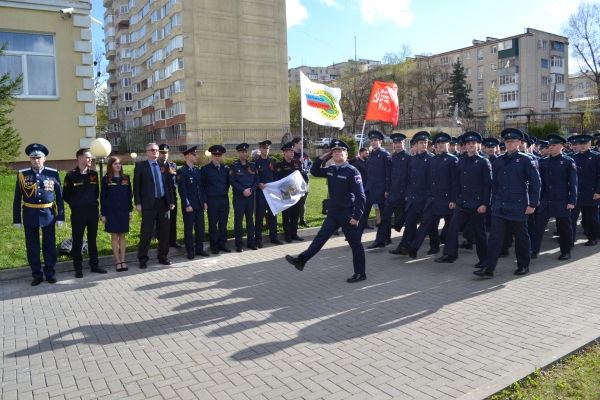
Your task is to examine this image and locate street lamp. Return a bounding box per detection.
[130,152,137,166]
[90,138,112,179]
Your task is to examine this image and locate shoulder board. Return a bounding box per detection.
[67,168,77,174]
[561,155,572,160]
[18,168,30,173]
[427,152,435,157]
[517,152,528,157]
[248,161,255,165]
[45,167,58,172]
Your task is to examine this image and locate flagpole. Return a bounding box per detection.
[359,120,366,148]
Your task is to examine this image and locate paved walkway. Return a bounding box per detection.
[2,225,600,400]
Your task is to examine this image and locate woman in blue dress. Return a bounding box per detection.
[101,156,133,271]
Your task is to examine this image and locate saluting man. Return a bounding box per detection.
[277,141,307,243]
[230,143,260,252]
[254,140,283,246]
[177,146,209,260]
[285,140,367,283]
[158,144,182,249]
[13,144,65,286]
[201,145,231,254]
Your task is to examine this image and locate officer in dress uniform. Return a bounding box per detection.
[482,137,500,231]
[399,132,458,259]
[358,130,392,240]
[569,134,600,246]
[449,137,459,156]
[230,143,260,252]
[292,138,312,227]
[13,144,65,286]
[254,140,283,246]
[201,145,231,254]
[530,134,577,261]
[474,128,541,278]
[538,140,550,157]
[499,142,506,155]
[158,144,182,249]
[177,146,209,260]
[436,132,491,265]
[277,141,307,242]
[368,133,410,248]
[285,140,367,283]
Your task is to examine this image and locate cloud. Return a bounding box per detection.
[357,0,413,27]
[317,0,343,9]
[286,0,309,27]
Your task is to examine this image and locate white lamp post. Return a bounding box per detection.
[130,152,138,166]
[90,138,112,178]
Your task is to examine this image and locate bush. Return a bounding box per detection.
[527,121,563,139]
[340,135,358,159]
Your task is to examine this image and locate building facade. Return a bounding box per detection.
[288,59,381,88]
[0,0,96,168]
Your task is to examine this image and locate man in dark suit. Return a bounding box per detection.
[134,142,176,268]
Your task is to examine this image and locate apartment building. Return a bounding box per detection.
[288,59,381,87]
[104,0,289,145]
[569,72,597,99]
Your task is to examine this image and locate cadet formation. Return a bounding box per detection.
[12,128,600,286]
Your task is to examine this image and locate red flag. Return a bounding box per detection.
[365,81,400,125]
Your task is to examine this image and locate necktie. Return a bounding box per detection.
[217,164,220,171]
[152,163,161,198]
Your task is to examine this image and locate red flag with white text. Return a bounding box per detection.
[364,81,400,125]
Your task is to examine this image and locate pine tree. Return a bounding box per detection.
[447,60,472,118]
[0,42,24,174]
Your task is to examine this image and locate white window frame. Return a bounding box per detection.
[541,93,548,102]
[477,66,483,79]
[539,40,547,49]
[498,40,512,51]
[477,49,484,62]
[555,74,564,84]
[541,76,548,85]
[490,63,497,72]
[551,56,564,68]
[555,92,565,101]
[490,45,497,54]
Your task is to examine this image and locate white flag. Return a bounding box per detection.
[300,72,345,129]
[263,171,308,215]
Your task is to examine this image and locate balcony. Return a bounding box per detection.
[550,65,565,74]
[103,0,113,7]
[105,41,117,60]
[104,14,114,27]
[499,100,520,109]
[116,12,129,26]
[106,61,117,73]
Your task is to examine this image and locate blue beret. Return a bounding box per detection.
[208,145,226,155]
[25,143,49,158]
[236,143,250,151]
[463,131,482,143]
[182,146,198,156]
[158,143,170,152]
[390,133,407,142]
[368,130,384,140]
[432,132,451,144]
[330,139,349,151]
[413,131,431,142]
[500,128,524,140]
[482,137,500,147]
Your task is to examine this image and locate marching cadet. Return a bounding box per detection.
[292,137,312,227]
[230,143,260,252]
[277,141,307,243]
[158,144,182,249]
[368,133,410,249]
[474,128,541,278]
[530,134,577,261]
[358,131,392,240]
[594,133,600,153]
[569,134,600,246]
[399,132,458,259]
[482,137,500,231]
[177,146,209,260]
[13,144,65,286]
[436,132,491,265]
[427,140,435,155]
[539,140,549,157]
[201,145,231,254]
[285,140,367,283]
[449,137,459,156]
[499,142,507,155]
[254,140,283,246]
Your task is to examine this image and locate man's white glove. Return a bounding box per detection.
[56,221,63,227]
[14,224,22,228]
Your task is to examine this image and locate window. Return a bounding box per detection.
[129,13,139,25]
[500,91,518,102]
[490,80,497,88]
[165,57,184,78]
[498,40,512,51]
[477,49,484,62]
[155,109,166,120]
[121,48,131,59]
[552,41,565,52]
[172,79,184,93]
[478,101,484,112]
[551,56,563,68]
[119,5,129,14]
[440,88,449,95]
[154,88,165,101]
[139,43,146,56]
[165,35,183,55]
[0,31,57,98]
[131,48,139,60]
[167,102,186,118]
[586,81,592,89]
[151,8,164,23]
[539,40,547,49]
[440,103,448,111]
[122,92,132,101]
[555,74,564,84]
[110,109,118,119]
[132,83,141,93]
[133,100,142,110]
[477,66,483,79]
[499,74,516,85]
[440,56,448,65]
[466,51,471,59]
[153,68,164,81]
[541,59,548,68]
[490,63,497,72]
[465,68,471,76]
[120,63,131,73]
[146,58,153,70]
[122,77,131,87]
[128,0,136,8]
[104,27,115,40]
[440,72,448,80]
[142,2,150,17]
[555,92,565,101]
[142,114,152,126]
[130,30,139,42]
[453,54,459,63]
[506,111,516,119]
[152,49,164,63]
[499,57,516,68]
[124,106,133,116]
[541,93,548,102]
[138,25,146,38]
[478,82,484,96]
[152,28,164,43]
[142,94,154,108]
[466,84,472,90]
[120,34,130,44]
[541,76,548,85]
[490,45,497,54]
[132,65,140,76]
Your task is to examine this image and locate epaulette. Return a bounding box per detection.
[18,168,30,173]
[517,152,529,157]
[45,167,58,172]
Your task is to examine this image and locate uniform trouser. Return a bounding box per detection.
[207,196,229,249]
[443,207,488,261]
[462,221,475,243]
[397,205,422,249]
[255,190,278,243]
[481,217,530,271]
[282,203,300,240]
[571,205,599,242]
[182,206,205,254]
[394,203,408,233]
[298,192,308,223]
[374,203,398,244]
[302,210,366,275]
[71,209,99,272]
[531,210,572,254]
[169,200,178,244]
[358,201,385,240]
[25,224,57,280]
[138,197,170,263]
[410,206,452,251]
[233,194,256,248]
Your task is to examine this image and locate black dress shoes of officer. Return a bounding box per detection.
[393,223,401,232]
[299,221,311,227]
[458,240,473,250]
[389,248,403,255]
[435,255,457,263]
[367,242,385,249]
[499,248,509,257]
[427,247,440,255]
[91,266,107,274]
[139,261,147,269]
[398,246,409,255]
[407,247,418,259]
[271,239,284,245]
[584,240,597,246]
[385,238,393,245]
[285,237,292,243]
[285,254,305,271]
[514,267,529,275]
[247,244,259,250]
[187,253,194,260]
[170,242,183,249]
[46,276,57,284]
[236,247,243,252]
[75,271,84,277]
[474,261,483,268]
[211,247,219,254]
[558,253,571,260]
[256,242,264,249]
[158,259,172,266]
[196,250,209,257]
[473,267,494,277]
[31,278,43,286]
[347,273,366,283]
[291,235,304,241]
[219,247,232,253]
[531,252,538,259]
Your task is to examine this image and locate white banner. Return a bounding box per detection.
[300,71,345,129]
[263,171,308,215]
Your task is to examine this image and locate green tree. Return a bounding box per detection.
[95,86,109,135]
[338,61,379,134]
[485,84,500,135]
[447,60,472,118]
[289,82,301,131]
[0,42,23,174]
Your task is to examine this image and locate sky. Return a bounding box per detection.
[89,0,583,72]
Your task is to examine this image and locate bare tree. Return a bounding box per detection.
[337,61,380,134]
[94,43,109,90]
[410,58,450,122]
[561,2,600,100]
[381,44,415,115]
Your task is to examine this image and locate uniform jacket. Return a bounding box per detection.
[348,157,368,186]
[425,152,459,215]
[229,160,259,196]
[63,166,99,210]
[311,158,365,221]
[177,164,206,209]
[165,160,178,199]
[100,175,133,216]
[456,154,492,209]
[405,151,434,213]
[13,166,65,227]
[572,149,600,207]
[293,151,310,182]
[133,160,175,209]
[365,147,392,204]
[537,155,577,218]
[276,158,307,182]
[386,150,411,207]
[200,162,230,197]
[254,156,278,184]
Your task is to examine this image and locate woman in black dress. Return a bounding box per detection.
[101,156,133,271]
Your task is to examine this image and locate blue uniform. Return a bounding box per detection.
[358,147,392,239]
[13,167,65,280]
[100,175,133,233]
[301,158,366,274]
[531,155,577,254]
[229,160,260,248]
[177,164,207,254]
[254,155,279,243]
[571,149,600,241]
[165,161,179,245]
[276,158,306,241]
[201,162,230,250]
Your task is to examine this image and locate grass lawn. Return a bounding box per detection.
[1,165,373,270]
[489,341,600,400]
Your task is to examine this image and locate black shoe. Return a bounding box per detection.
[585,240,597,246]
[514,267,529,275]
[393,224,402,232]
[385,238,393,245]
[332,230,340,236]
[439,237,446,244]
[187,253,194,260]
[285,254,305,271]
[139,261,147,269]
[398,246,409,255]
[211,248,219,254]
[458,240,473,250]
[247,244,259,250]
[552,231,559,236]
[499,248,509,257]
[347,273,366,283]
[219,247,232,253]
[75,271,84,277]
[367,242,385,249]
[435,255,457,263]
[474,261,483,268]
[170,242,183,249]
[236,247,244,252]
[473,267,494,277]
[196,250,209,257]
[31,278,43,286]
[407,247,418,259]
[365,224,374,230]
[91,266,107,274]
[256,242,264,249]
[270,239,284,245]
[291,235,304,241]
[285,237,292,243]
[158,259,172,266]
[46,276,57,284]
[389,248,403,255]
[531,252,538,259]
[426,247,440,255]
[558,253,571,260]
